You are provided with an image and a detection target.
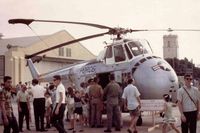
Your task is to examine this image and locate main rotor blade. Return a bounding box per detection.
[131,28,200,32]
[25,31,109,59]
[9,19,113,30]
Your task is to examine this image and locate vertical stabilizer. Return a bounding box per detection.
[27,59,40,79]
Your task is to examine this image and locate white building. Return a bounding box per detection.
[163,34,179,59]
[0,30,96,85]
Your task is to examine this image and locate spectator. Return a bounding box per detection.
[122,78,141,133]
[104,74,122,132]
[89,77,103,128]
[177,74,200,133]
[44,91,52,129]
[17,85,31,132]
[74,91,85,132]
[0,76,19,133]
[66,87,75,131]
[30,79,47,132]
[51,75,67,133]
[161,94,180,133]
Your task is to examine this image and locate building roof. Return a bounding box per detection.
[0,35,48,55]
[0,30,95,58]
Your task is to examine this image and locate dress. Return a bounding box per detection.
[163,102,176,123]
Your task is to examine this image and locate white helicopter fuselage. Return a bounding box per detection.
[28,38,178,101]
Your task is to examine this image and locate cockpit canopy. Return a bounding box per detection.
[97,39,152,64]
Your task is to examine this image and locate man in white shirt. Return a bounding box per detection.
[122,78,141,133]
[51,75,67,133]
[177,74,200,133]
[31,79,47,132]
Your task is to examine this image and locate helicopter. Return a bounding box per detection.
[8,19,180,101]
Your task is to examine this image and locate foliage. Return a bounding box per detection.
[165,58,200,79]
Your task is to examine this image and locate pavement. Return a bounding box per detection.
[1,99,200,133]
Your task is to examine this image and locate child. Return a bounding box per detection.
[161,94,180,133]
[82,101,89,126]
[45,91,52,128]
[66,87,75,131]
[74,91,85,132]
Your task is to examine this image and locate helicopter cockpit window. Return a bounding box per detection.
[105,46,113,58]
[125,44,133,59]
[114,45,126,62]
[128,41,146,56]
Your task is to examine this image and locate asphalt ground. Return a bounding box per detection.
[1,99,200,133]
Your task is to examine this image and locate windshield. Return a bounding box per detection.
[128,40,152,56]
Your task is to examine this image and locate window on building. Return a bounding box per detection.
[66,48,71,57]
[167,41,171,52]
[59,47,64,56]
[167,41,170,47]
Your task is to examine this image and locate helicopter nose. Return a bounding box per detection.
[133,57,178,99]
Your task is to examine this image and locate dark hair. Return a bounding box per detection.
[80,82,85,87]
[88,78,94,84]
[49,84,55,90]
[32,79,39,84]
[128,79,133,84]
[75,90,80,94]
[163,94,170,102]
[109,74,115,80]
[67,87,74,97]
[4,76,11,83]
[53,75,61,80]
[21,84,27,90]
[184,74,192,79]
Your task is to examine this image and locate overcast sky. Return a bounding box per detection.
[1,0,200,64]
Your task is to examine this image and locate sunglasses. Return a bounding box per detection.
[53,79,57,81]
[186,78,192,81]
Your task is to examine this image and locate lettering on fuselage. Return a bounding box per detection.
[80,65,96,75]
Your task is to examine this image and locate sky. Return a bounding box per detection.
[1,0,200,64]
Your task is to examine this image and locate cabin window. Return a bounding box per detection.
[59,47,64,56]
[66,48,71,57]
[105,46,113,58]
[114,45,126,62]
[128,41,144,56]
[125,44,133,59]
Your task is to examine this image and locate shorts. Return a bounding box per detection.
[74,107,83,115]
[129,107,140,117]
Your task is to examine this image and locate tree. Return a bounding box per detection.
[165,57,200,79]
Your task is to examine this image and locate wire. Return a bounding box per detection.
[27,25,58,56]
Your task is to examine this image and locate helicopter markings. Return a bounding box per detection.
[80,65,97,75]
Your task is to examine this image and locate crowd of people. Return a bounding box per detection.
[0,73,200,133]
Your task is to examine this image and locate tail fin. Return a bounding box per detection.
[27,59,40,79]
